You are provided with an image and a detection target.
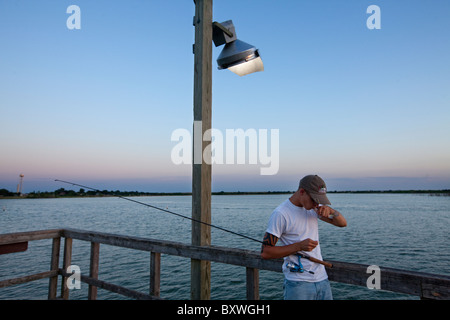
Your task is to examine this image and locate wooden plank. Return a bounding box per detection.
[0,270,58,288]
[422,281,450,300]
[327,260,450,298]
[88,242,100,300]
[80,275,159,300]
[0,242,28,255]
[59,269,161,300]
[48,237,61,299]
[150,252,161,297]
[62,228,281,271]
[0,229,62,245]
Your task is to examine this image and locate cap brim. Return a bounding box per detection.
[310,193,331,205]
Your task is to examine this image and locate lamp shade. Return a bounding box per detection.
[216,39,264,76]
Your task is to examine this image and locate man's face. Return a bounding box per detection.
[303,190,319,210]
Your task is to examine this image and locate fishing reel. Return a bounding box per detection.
[285,254,314,274]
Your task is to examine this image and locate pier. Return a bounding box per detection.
[0,228,449,300]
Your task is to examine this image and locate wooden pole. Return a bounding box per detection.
[150,252,161,297]
[191,0,212,300]
[88,242,100,300]
[246,267,260,300]
[61,237,72,300]
[48,237,60,299]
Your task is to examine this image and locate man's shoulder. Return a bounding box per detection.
[275,198,292,210]
[270,199,290,216]
[273,198,306,215]
[270,199,303,224]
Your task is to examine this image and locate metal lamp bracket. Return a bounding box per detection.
[212,20,237,47]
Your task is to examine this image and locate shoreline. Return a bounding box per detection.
[1,189,449,199]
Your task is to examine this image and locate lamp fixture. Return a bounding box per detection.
[212,20,264,76]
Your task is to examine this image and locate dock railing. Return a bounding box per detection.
[0,228,449,300]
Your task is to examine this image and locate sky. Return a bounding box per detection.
[1,0,449,193]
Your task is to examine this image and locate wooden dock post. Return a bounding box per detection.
[246,267,260,300]
[150,252,161,297]
[61,237,72,300]
[192,0,213,300]
[48,237,60,299]
[88,242,100,300]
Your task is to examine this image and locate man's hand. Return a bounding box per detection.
[297,238,318,252]
[261,234,319,259]
[315,205,335,219]
[316,206,347,227]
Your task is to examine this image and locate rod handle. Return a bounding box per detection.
[308,256,333,268]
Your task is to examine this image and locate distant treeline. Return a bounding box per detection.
[1,187,449,199]
[328,189,450,195]
[1,188,294,198]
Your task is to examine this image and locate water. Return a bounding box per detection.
[0,193,449,300]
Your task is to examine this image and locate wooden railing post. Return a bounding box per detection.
[48,237,60,299]
[60,237,72,300]
[88,242,100,300]
[246,267,260,300]
[150,252,161,298]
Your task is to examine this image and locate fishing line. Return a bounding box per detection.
[54,179,333,268]
[54,179,265,245]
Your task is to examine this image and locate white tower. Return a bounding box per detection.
[17,174,24,195]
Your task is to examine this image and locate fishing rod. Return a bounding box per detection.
[54,179,333,269]
[55,179,264,245]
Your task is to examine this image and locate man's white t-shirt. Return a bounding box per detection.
[266,199,328,282]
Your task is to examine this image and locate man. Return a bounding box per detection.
[261,175,347,300]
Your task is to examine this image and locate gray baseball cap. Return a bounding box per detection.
[299,175,331,205]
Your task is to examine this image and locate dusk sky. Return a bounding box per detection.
[1,0,449,193]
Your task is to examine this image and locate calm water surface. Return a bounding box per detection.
[1,193,449,300]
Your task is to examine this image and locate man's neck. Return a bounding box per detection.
[289,192,303,207]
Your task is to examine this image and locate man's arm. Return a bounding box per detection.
[316,206,347,227]
[260,232,319,260]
